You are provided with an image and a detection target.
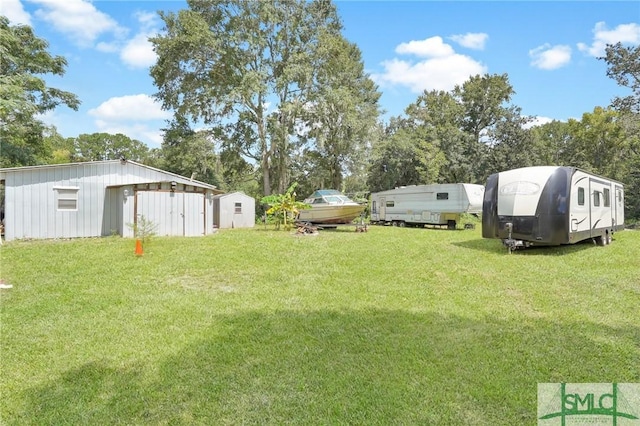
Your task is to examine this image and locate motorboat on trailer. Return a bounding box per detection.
[296,190,365,225]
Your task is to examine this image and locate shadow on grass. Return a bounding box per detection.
[20,310,639,425]
[454,237,598,256]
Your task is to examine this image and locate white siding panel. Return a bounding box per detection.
[184,193,205,236]
[2,161,220,241]
[22,171,32,239]
[134,191,206,237]
[214,192,255,229]
[205,194,214,234]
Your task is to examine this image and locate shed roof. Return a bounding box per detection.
[212,191,253,200]
[0,159,219,190]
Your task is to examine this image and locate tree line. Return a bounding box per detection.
[1,2,639,220]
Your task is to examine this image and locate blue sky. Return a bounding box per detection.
[2,0,639,147]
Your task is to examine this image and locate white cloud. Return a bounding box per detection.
[96,42,120,54]
[23,1,159,68]
[373,55,487,93]
[120,33,157,68]
[577,21,640,57]
[89,94,171,121]
[529,44,572,70]
[372,37,487,93]
[2,0,31,25]
[93,121,165,146]
[396,36,455,57]
[524,116,555,129]
[135,11,158,31]
[119,11,161,69]
[89,94,170,146]
[449,33,489,50]
[32,0,126,47]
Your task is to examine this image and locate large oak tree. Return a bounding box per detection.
[0,16,80,167]
[150,0,376,196]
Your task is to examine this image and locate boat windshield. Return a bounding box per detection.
[305,190,355,204]
[324,195,345,203]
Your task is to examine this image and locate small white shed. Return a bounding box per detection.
[213,192,255,229]
[0,160,225,241]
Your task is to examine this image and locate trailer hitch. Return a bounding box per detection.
[502,222,527,254]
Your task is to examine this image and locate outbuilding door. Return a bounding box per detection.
[136,191,205,236]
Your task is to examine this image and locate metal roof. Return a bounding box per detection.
[0,159,219,190]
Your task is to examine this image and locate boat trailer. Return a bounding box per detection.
[295,218,368,234]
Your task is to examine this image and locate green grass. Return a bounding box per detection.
[1,226,639,425]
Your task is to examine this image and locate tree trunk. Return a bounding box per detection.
[256,103,271,196]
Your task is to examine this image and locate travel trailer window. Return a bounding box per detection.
[604,188,610,207]
[578,188,585,206]
[371,201,377,213]
[593,191,601,207]
[234,202,242,214]
[386,201,395,207]
[437,193,449,200]
[54,187,79,211]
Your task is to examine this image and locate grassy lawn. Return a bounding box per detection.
[1,226,639,425]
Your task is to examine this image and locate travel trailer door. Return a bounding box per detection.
[569,172,591,237]
[615,186,624,228]
[379,197,386,220]
[589,178,613,231]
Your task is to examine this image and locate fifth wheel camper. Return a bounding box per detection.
[370,183,485,229]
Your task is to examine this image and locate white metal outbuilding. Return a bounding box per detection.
[0,160,225,241]
[212,192,256,229]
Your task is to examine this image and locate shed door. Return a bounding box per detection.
[182,192,206,236]
[136,191,205,237]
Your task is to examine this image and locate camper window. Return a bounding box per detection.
[578,188,585,206]
[372,201,377,214]
[386,201,395,207]
[437,193,449,200]
[593,191,601,207]
[604,188,610,207]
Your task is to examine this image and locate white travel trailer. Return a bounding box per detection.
[482,166,625,251]
[370,183,485,229]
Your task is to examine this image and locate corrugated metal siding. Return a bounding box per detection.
[2,161,219,241]
[214,192,255,229]
[205,194,214,233]
[136,191,206,237]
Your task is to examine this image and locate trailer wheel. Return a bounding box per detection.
[595,235,606,246]
[605,232,612,245]
[398,221,405,227]
[447,220,456,230]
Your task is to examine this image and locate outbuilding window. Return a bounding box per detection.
[234,202,242,214]
[54,187,79,211]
